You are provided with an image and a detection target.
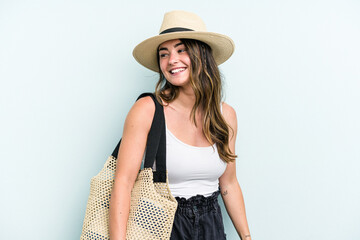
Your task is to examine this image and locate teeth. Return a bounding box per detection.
[170,68,185,74]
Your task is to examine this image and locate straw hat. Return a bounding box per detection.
[133,10,235,72]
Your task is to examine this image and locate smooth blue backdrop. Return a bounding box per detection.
[1,0,359,239]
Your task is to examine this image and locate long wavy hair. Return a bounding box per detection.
[155,39,236,163]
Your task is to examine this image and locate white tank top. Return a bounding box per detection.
[166,126,227,199]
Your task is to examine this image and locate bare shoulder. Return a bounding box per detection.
[221,102,237,128]
[125,95,156,130]
[131,95,156,115]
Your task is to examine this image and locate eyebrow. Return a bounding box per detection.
[158,42,184,51]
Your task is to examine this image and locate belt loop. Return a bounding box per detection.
[213,200,218,213]
[192,205,198,215]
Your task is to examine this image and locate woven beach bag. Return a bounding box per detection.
[80,93,178,240]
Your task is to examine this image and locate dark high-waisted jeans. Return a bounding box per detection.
[170,190,227,240]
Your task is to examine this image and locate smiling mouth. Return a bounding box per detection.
[169,68,186,74]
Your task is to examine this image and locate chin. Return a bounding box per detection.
[167,78,190,87]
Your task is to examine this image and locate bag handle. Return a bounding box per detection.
[141,93,167,182]
[111,93,167,183]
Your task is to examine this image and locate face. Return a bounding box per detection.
[158,39,191,87]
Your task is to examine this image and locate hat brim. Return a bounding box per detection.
[133,31,235,72]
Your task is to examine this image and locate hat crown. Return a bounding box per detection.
[159,10,207,33]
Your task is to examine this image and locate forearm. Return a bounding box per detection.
[109,181,133,240]
[220,181,251,240]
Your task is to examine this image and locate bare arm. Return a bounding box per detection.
[109,96,155,240]
[219,103,251,240]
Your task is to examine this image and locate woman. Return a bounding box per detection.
[109,10,251,240]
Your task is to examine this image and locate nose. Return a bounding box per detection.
[168,52,178,65]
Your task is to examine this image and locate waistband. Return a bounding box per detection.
[175,190,221,215]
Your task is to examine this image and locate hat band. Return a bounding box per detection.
[160,27,194,35]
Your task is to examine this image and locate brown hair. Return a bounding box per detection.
[155,39,236,163]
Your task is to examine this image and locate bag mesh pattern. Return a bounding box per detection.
[80,156,178,240]
[126,168,177,240]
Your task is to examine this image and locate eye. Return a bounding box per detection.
[159,53,168,58]
[178,49,186,53]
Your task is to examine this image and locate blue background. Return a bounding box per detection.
[1,0,359,239]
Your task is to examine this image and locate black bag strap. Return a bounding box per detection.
[141,93,167,183]
[111,92,167,183]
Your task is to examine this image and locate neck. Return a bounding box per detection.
[162,83,200,113]
[178,87,195,106]
[165,85,204,124]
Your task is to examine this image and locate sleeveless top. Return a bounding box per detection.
[143,102,227,199]
[166,123,227,199]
